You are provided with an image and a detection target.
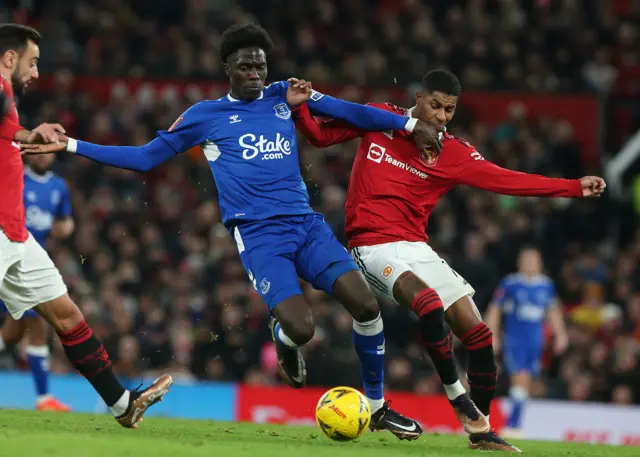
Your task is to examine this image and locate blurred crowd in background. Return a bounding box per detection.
[1,0,639,405]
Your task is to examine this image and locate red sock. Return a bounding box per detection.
[58,320,125,407]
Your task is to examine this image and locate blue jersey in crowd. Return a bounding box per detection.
[23,167,72,247]
[492,273,557,374]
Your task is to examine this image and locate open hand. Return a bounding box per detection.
[21,141,67,155]
[25,123,66,144]
[580,176,606,198]
[286,77,313,107]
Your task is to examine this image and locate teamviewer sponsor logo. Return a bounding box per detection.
[384,154,428,179]
[367,143,385,163]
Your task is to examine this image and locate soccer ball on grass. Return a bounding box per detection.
[315,386,371,441]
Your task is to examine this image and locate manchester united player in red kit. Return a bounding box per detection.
[0,23,172,427]
[293,70,605,452]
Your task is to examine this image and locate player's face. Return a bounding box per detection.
[226,48,267,100]
[25,153,55,174]
[11,40,40,95]
[518,249,543,276]
[415,90,457,127]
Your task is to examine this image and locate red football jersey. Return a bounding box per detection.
[294,102,583,249]
[0,77,28,242]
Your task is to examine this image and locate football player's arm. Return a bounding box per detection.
[454,159,584,197]
[66,104,211,172]
[292,103,363,147]
[52,182,74,239]
[305,91,418,133]
[447,143,583,198]
[546,289,569,354]
[485,282,506,353]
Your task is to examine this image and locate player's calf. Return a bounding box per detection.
[460,322,497,418]
[35,294,172,427]
[270,295,313,388]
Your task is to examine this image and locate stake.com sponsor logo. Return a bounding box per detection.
[366,143,428,179]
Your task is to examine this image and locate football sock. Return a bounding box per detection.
[412,288,463,398]
[26,345,50,399]
[461,322,496,416]
[275,322,299,348]
[507,385,528,429]
[57,320,127,414]
[352,313,385,412]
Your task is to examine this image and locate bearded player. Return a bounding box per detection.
[0,23,172,427]
[292,70,605,451]
[0,152,74,412]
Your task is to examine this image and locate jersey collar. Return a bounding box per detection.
[24,166,53,183]
[227,90,264,102]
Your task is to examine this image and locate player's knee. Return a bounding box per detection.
[282,316,315,346]
[36,294,85,334]
[351,297,380,323]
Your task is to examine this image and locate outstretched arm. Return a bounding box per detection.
[305,90,416,133]
[66,137,176,172]
[293,103,364,147]
[449,154,585,198]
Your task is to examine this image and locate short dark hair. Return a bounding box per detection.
[421,70,462,96]
[220,24,274,64]
[0,24,41,57]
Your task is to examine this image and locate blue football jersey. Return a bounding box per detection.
[23,167,72,247]
[157,81,309,227]
[492,273,557,345]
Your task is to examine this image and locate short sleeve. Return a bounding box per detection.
[157,102,214,153]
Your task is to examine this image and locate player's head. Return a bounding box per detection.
[518,246,543,276]
[414,70,461,128]
[220,24,273,101]
[0,24,40,95]
[24,153,55,174]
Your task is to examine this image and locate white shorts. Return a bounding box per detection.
[0,229,67,319]
[351,241,475,310]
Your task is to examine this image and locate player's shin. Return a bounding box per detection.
[57,319,130,416]
[412,289,465,399]
[25,344,50,399]
[352,313,385,412]
[507,385,528,430]
[461,322,497,418]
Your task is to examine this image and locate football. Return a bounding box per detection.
[315,386,372,441]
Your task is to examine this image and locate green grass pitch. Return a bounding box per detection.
[0,409,635,456]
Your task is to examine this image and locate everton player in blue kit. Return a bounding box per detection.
[23,24,443,440]
[0,153,73,412]
[485,247,568,438]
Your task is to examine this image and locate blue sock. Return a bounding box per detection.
[352,313,385,412]
[26,345,50,399]
[507,385,528,429]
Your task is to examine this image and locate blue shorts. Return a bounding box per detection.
[503,342,542,376]
[232,213,358,311]
[0,301,38,318]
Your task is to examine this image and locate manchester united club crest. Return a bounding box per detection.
[420,147,439,166]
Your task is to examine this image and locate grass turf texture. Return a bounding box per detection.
[0,409,634,456]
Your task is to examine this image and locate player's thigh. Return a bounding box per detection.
[295,215,360,296]
[404,242,476,312]
[0,234,67,321]
[232,223,303,313]
[351,243,413,303]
